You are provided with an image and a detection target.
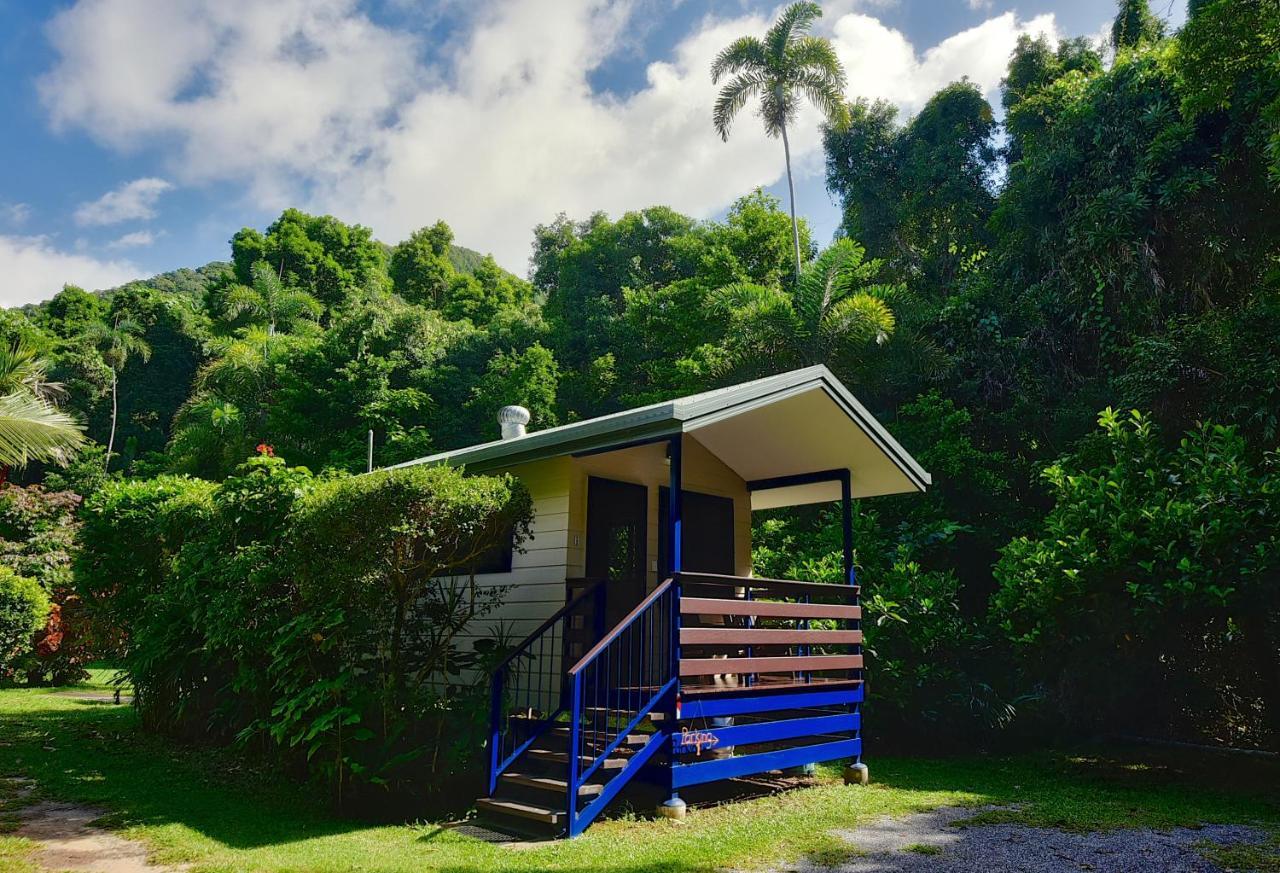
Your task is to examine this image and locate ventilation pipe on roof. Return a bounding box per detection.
[498,405,531,440]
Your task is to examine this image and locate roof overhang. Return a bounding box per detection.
[389,366,930,507]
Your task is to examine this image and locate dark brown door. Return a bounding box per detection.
[585,477,648,627]
[659,487,735,578]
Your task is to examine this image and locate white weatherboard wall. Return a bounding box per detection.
[454,456,573,652]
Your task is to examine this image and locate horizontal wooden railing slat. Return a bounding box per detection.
[678,572,858,602]
[679,654,863,677]
[680,597,861,620]
[680,627,862,646]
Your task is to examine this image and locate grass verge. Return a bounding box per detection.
[0,681,1276,872]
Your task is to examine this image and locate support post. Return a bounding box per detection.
[840,471,853,586]
[666,435,683,806]
[839,470,865,779]
[487,667,503,796]
[566,671,583,836]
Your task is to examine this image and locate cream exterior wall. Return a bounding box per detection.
[459,434,751,651]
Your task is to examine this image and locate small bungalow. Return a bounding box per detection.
[393,365,930,837]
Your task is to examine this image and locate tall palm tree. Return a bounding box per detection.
[713,239,897,376]
[86,316,151,471]
[225,261,322,336]
[0,339,84,471]
[713,1,851,281]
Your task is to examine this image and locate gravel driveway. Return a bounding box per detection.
[798,806,1270,872]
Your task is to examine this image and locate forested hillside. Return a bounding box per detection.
[3,0,1278,753]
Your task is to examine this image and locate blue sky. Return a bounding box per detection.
[0,0,1186,305]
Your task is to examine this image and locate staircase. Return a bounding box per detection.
[479,579,676,837]
[476,718,657,832]
[477,572,864,838]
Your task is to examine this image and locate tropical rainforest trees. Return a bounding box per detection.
[712,238,898,378]
[0,0,1273,754]
[86,316,150,472]
[225,261,322,337]
[712,1,850,279]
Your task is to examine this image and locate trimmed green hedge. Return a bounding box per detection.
[77,455,531,810]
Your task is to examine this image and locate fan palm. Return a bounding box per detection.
[86,316,151,471]
[713,239,897,376]
[713,1,851,280]
[0,339,84,470]
[225,261,322,336]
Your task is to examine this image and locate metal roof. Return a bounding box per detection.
[389,366,931,496]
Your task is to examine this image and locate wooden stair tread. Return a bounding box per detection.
[476,797,563,825]
[581,706,666,722]
[548,727,648,745]
[526,748,628,769]
[502,772,604,796]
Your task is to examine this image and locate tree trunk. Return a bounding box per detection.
[105,370,118,472]
[781,121,802,282]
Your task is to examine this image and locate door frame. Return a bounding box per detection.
[584,475,649,625]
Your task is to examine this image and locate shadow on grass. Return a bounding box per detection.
[0,699,373,853]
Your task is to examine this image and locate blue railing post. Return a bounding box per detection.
[488,666,504,796]
[667,436,683,688]
[566,671,583,836]
[666,435,683,805]
[840,470,862,768]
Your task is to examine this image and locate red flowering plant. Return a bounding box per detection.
[0,484,95,684]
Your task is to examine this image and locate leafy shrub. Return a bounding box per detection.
[78,453,532,811]
[994,409,1280,749]
[753,503,1022,749]
[0,484,93,683]
[278,462,532,802]
[0,567,49,679]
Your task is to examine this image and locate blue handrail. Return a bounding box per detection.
[563,578,677,837]
[487,579,605,796]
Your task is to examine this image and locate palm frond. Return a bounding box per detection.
[759,87,797,138]
[0,391,85,468]
[277,289,324,324]
[786,36,846,82]
[90,316,152,368]
[710,36,768,82]
[0,339,64,402]
[250,260,284,298]
[766,2,823,60]
[791,67,851,130]
[223,284,263,321]
[794,238,867,317]
[821,293,897,348]
[714,72,769,141]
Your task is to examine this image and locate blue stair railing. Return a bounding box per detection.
[487,579,605,796]
[564,578,677,837]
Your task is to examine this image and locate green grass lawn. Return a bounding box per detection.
[0,675,1277,873]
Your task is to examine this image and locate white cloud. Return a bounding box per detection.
[74,177,172,226]
[0,236,141,305]
[0,203,31,227]
[832,11,1057,113]
[39,0,1057,272]
[967,0,995,11]
[107,229,160,249]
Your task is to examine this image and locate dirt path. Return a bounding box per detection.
[5,778,182,873]
[802,806,1270,872]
